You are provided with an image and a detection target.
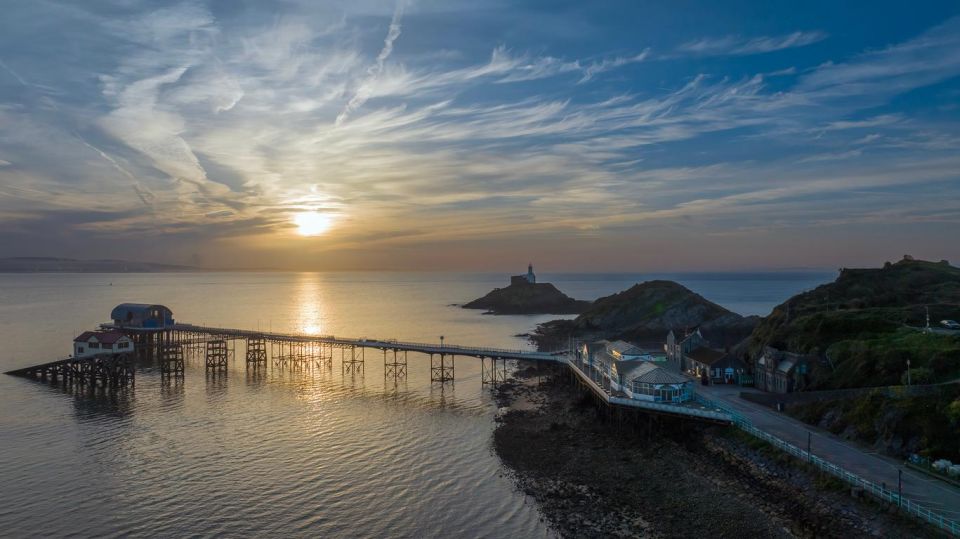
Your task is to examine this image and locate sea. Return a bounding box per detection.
[0,271,832,538]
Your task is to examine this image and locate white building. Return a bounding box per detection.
[73,330,134,358]
[614,361,693,402]
[581,338,693,403]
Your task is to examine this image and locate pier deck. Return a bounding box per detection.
[104,322,566,362]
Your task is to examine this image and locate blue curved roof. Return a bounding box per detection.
[110,303,174,328]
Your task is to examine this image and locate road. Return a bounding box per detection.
[697,383,960,523]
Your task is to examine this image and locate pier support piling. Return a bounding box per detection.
[481,356,507,385]
[342,345,364,376]
[430,353,454,383]
[160,343,185,378]
[205,340,229,370]
[384,349,407,379]
[246,337,267,368]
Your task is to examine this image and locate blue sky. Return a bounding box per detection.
[0,0,958,270]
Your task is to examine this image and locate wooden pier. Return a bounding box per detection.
[94,321,566,385]
[4,319,734,424]
[6,353,135,388]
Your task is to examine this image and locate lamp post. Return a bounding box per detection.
[898,469,903,507]
[440,335,444,348]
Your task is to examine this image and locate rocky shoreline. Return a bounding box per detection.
[492,366,940,538]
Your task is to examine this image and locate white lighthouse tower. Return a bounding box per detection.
[525,263,536,284]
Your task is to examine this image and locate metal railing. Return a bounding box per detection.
[694,394,960,536]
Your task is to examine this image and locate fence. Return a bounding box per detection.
[694,394,960,537]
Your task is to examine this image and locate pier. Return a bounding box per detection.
[5,307,730,423]
[107,321,565,381]
[6,353,135,388]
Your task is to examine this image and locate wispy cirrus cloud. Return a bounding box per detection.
[579,50,650,83]
[0,1,958,269]
[796,16,960,102]
[678,30,827,56]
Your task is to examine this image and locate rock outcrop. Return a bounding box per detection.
[462,281,590,315]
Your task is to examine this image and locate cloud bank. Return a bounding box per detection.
[0,2,957,270]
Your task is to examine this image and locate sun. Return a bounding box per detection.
[294,211,333,236]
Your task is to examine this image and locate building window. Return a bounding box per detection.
[631,381,657,396]
[77,347,84,354]
[118,341,130,349]
[89,342,100,349]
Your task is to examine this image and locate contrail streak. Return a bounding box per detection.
[335,1,405,126]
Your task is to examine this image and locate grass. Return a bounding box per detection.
[815,328,960,389]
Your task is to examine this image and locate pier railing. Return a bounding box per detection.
[694,394,960,537]
[163,323,564,361]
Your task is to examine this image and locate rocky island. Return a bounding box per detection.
[462,265,590,315]
[531,279,759,349]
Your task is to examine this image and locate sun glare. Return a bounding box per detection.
[294,211,333,236]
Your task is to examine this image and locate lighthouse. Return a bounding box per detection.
[525,263,536,284]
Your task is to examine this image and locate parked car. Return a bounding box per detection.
[941,319,960,329]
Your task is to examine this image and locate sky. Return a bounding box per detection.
[0,0,959,271]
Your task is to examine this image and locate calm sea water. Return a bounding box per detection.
[0,271,831,538]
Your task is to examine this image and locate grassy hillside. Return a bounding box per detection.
[532,280,757,349]
[822,329,960,388]
[747,258,960,389]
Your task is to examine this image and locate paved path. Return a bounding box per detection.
[697,383,960,522]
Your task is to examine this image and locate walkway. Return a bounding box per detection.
[697,383,960,522]
[105,322,565,362]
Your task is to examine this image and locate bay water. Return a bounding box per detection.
[0,271,831,537]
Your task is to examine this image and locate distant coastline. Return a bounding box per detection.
[0,257,202,273]
[0,257,839,275]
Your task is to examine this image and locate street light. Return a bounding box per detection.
[440,335,444,348]
[898,469,903,507]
